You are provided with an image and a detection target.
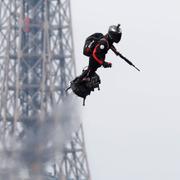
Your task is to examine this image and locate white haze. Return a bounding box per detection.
[0,95,81,180]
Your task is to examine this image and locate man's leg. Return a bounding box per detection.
[79,58,100,81]
[87,58,100,77]
[81,69,92,81]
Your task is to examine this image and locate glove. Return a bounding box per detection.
[103,61,112,68]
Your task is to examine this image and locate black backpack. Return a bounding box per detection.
[83,33,104,57]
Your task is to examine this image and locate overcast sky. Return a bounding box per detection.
[71,0,180,180]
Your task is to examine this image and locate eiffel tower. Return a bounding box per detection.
[0,0,91,179]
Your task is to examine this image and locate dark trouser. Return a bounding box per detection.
[87,57,101,76]
[80,57,101,80]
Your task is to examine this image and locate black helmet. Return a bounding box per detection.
[108,24,122,43]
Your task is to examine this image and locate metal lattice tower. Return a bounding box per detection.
[0,0,90,179]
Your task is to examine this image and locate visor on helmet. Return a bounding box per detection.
[108,24,122,43]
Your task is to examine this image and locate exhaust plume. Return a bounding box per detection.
[0,95,81,179]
